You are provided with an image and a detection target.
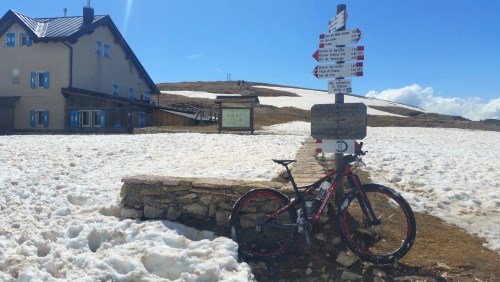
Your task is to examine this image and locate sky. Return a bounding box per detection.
[1,0,499,120]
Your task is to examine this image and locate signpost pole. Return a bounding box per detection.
[334,4,346,210]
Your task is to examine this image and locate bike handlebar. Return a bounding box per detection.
[342,141,367,164]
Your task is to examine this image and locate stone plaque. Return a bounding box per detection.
[311,103,367,139]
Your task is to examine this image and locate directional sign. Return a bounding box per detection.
[328,10,346,32]
[311,103,367,139]
[319,29,362,48]
[316,139,356,154]
[312,46,364,63]
[328,79,352,94]
[312,62,363,79]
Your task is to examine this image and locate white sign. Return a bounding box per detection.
[312,62,363,79]
[328,79,352,94]
[319,28,362,48]
[315,139,356,154]
[328,10,346,32]
[313,46,364,63]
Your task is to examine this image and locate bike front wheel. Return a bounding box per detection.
[230,188,297,260]
[338,184,416,264]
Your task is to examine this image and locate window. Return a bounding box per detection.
[128,61,133,74]
[96,40,101,55]
[103,43,110,58]
[143,91,150,102]
[31,72,49,89]
[30,110,49,127]
[92,110,101,127]
[20,33,31,46]
[80,110,91,127]
[6,32,15,47]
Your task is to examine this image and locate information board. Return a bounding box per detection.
[221,108,251,128]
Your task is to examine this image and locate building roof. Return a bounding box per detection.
[0,9,159,94]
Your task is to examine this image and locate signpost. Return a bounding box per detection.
[328,10,346,32]
[319,29,362,48]
[312,62,363,79]
[310,4,366,208]
[316,139,356,155]
[312,46,364,63]
[328,79,352,94]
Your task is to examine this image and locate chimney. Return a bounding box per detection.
[83,1,94,25]
[63,8,67,17]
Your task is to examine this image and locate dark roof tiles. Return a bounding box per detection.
[11,10,106,38]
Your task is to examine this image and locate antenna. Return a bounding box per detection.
[87,0,91,7]
[63,8,67,17]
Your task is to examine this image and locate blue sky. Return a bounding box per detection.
[2,0,499,119]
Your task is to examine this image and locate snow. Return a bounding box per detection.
[261,122,500,253]
[0,133,306,280]
[161,86,422,117]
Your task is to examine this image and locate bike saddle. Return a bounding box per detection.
[272,159,296,166]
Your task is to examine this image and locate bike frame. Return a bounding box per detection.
[265,161,380,227]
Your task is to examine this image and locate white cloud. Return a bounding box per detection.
[214,68,223,72]
[366,84,500,121]
[187,53,204,59]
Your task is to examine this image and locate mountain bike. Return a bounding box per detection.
[230,142,416,264]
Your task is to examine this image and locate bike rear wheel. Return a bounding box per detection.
[230,188,297,260]
[338,184,416,264]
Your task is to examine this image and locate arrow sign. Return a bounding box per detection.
[319,28,362,48]
[328,10,347,32]
[328,79,352,94]
[312,62,363,79]
[312,46,365,63]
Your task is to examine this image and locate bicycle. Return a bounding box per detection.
[230,142,416,264]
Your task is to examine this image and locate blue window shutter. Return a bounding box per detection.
[26,34,32,46]
[43,72,49,88]
[42,111,49,127]
[71,110,80,128]
[30,72,36,89]
[30,110,36,127]
[100,110,106,128]
[6,32,15,47]
[139,112,146,128]
[128,88,134,99]
[96,40,101,56]
[113,83,118,97]
[103,44,109,58]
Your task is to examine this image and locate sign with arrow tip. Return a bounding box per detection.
[312,46,364,63]
[319,28,362,48]
[312,62,363,79]
[328,79,352,94]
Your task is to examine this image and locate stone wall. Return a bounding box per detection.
[120,175,287,227]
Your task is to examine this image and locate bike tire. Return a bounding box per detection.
[230,188,297,260]
[338,184,416,264]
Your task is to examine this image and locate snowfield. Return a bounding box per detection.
[262,122,500,252]
[0,133,306,281]
[162,86,421,117]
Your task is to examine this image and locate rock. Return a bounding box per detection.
[394,276,436,282]
[166,207,181,221]
[374,277,386,282]
[306,267,312,276]
[321,266,326,273]
[315,233,327,243]
[184,204,207,216]
[144,205,164,219]
[120,207,143,219]
[341,270,362,281]
[336,251,359,267]
[217,201,234,210]
[436,262,451,271]
[373,269,387,278]
[216,210,231,226]
[332,237,342,246]
[208,205,217,217]
[321,274,329,281]
[178,193,198,203]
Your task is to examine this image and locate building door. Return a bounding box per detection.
[139,112,146,128]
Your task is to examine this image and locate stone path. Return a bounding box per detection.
[289,137,326,185]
